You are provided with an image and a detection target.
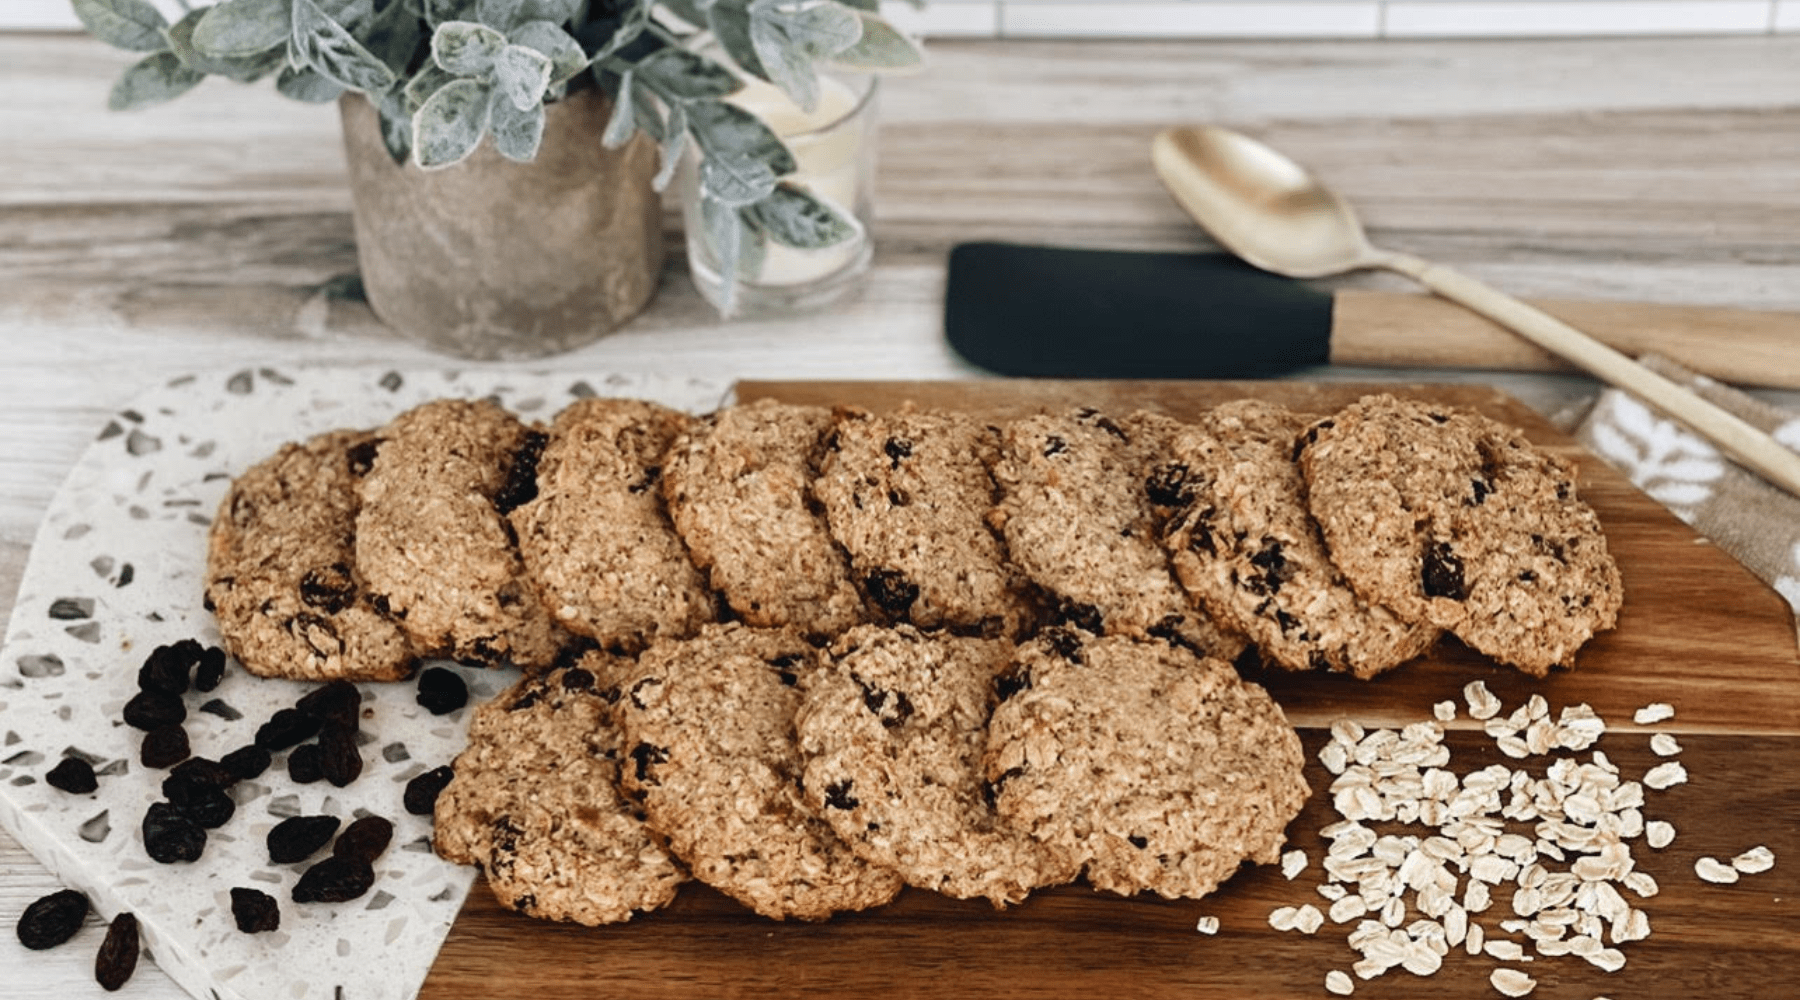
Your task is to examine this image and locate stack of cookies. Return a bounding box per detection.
[202,389,1622,924]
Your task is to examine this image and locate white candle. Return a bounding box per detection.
[726,73,870,287]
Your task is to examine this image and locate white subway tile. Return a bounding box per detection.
[882,1,1003,37]
[1001,2,1383,38]
[1384,1,1773,37]
[1775,0,1800,30]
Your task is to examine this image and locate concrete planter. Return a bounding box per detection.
[338,88,663,360]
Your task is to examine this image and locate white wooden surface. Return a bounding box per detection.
[3,29,1800,999]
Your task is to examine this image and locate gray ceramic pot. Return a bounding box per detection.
[339,89,663,360]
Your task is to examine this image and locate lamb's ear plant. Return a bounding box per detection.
[71,0,925,311]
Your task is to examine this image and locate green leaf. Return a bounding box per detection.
[192,0,290,58]
[588,0,653,66]
[109,50,205,110]
[402,63,461,113]
[631,82,665,143]
[652,102,688,192]
[508,20,585,85]
[165,9,288,82]
[475,0,525,31]
[743,181,857,249]
[73,0,171,53]
[493,43,552,111]
[489,88,545,162]
[837,0,879,10]
[361,0,425,74]
[432,20,507,76]
[687,98,795,175]
[701,194,745,312]
[700,156,778,206]
[635,47,742,102]
[749,2,861,113]
[660,0,711,28]
[413,77,492,168]
[422,0,460,27]
[706,2,766,80]
[600,68,636,149]
[376,85,413,163]
[830,12,923,70]
[276,64,348,102]
[291,0,399,93]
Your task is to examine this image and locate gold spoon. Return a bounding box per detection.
[1151,124,1800,498]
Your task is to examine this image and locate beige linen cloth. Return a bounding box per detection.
[1574,354,1800,620]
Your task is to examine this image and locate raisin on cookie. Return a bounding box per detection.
[1161,400,1439,679]
[989,407,1243,658]
[1297,394,1622,675]
[509,397,714,651]
[205,429,417,682]
[661,400,866,636]
[615,623,903,921]
[433,656,686,924]
[814,405,1038,637]
[354,398,570,670]
[794,625,1080,907]
[982,628,1309,900]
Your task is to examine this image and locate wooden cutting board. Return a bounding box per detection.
[420,380,1800,1000]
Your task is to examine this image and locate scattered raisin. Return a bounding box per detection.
[220,745,271,782]
[1042,435,1068,457]
[287,744,324,784]
[1467,477,1493,506]
[1145,462,1196,508]
[404,765,455,816]
[995,666,1032,702]
[297,679,361,730]
[346,437,380,476]
[193,645,227,692]
[161,776,234,829]
[1041,626,1085,662]
[94,912,138,992]
[823,779,859,810]
[170,757,234,790]
[142,802,205,863]
[1054,602,1102,634]
[299,563,357,614]
[15,888,89,950]
[268,815,341,864]
[137,639,201,695]
[493,430,548,515]
[230,887,280,934]
[139,725,190,769]
[560,667,594,691]
[332,815,393,863]
[1127,835,1149,849]
[292,856,375,904]
[122,690,185,732]
[630,743,668,784]
[255,708,321,751]
[862,568,919,616]
[318,725,362,788]
[45,757,98,794]
[883,437,912,468]
[1422,542,1468,601]
[415,667,469,716]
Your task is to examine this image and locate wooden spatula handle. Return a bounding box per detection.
[1331,288,1800,390]
[1370,254,1800,497]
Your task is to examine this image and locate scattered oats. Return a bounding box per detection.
[1586,947,1627,972]
[1633,703,1675,725]
[1536,938,1571,957]
[1497,735,1531,759]
[1622,871,1658,898]
[1402,942,1444,976]
[1695,857,1739,884]
[1433,700,1457,722]
[1194,915,1220,935]
[1318,883,1348,902]
[1268,906,1301,932]
[1643,761,1688,790]
[1464,880,1493,912]
[1443,904,1469,947]
[1486,940,1526,961]
[1332,718,1367,746]
[1464,680,1502,720]
[1352,958,1388,981]
[1282,849,1308,880]
[1645,820,1675,849]
[1649,732,1682,756]
[1732,846,1775,875]
[1326,970,1354,996]
[1294,904,1325,934]
[1466,922,1486,955]
[1320,740,1350,775]
[1612,908,1650,943]
[1491,966,1540,996]
[1381,897,1406,928]
[1330,895,1369,924]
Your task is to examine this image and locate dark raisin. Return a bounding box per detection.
[1556,482,1571,501]
[122,690,185,732]
[995,666,1032,702]
[1421,542,1468,601]
[1466,478,1492,506]
[1042,435,1068,457]
[46,757,98,794]
[1518,570,1538,583]
[1127,835,1149,849]
[318,724,362,788]
[863,568,919,616]
[1247,538,1291,595]
[289,613,342,659]
[1428,412,1450,424]
[507,688,540,712]
[287,744,324,784]
[230,887,280,934]
[630,743,668,784]
[1145,462,1196,508]
[15,889,89,949]
[883,436,913,468]
[823,779,859,810]
[139,725,190,769]
[268,815,341,864]
[220,745,271,782]
[493,430,548,515]
[415,667,469,716]
[162,778,234,829]
[560,668,594,691]
[627,465,661,494]
[296,679,361,729]
[1291,420,1334,462]
[855,677,915,728]
[404,765,456,816]
[193,645,226,692]
[1054,602,1103,634]
[1147,614,1203,656]
[1042,626,1085,662]
[292,856,376,904]
[137,639,202,695]
[332,815,393,863]
[94,912,138,991]
[299,563,357,614]
[142,801,205,863]
[255,708,321,751]
[346,438,381,476]
[1274,607,1303,634]
[169,757,234,790]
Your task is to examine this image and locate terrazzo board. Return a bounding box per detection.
[0,369,734,1000]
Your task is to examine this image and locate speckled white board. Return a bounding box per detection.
[0,369,733,1000]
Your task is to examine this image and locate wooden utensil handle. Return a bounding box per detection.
[1373,254,1800,497]
[1331,288,1800,390]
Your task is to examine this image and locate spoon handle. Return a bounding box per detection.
[1379,252,1800,499]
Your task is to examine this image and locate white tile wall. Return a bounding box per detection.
[10,0,1798,38]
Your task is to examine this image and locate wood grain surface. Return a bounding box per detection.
[420,380,1800,1000]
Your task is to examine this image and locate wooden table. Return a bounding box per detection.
[3,29,1799,1000]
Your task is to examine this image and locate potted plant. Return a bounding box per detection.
[69,0,924,358]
